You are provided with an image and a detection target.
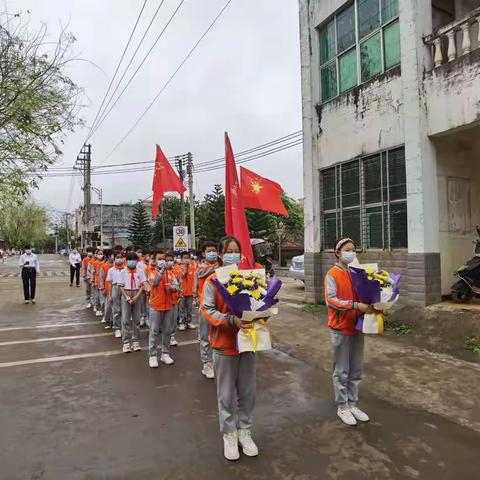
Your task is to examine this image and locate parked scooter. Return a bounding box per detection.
[451,226,480,303]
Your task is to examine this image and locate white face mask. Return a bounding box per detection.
[25,250,32,255]
[341,251,356,264]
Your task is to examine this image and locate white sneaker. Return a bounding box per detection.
[96,311,103,317]
[31,299,36,304]
[122,343,131,354]
[170,337,178,346]
[149,356,159,368]
[178,324,186,331]
[132,342,142,352]
[186,323,196,330]
[104,324,111,330]
[86,303,92,309]
[100,317,106,323]
[350,405,370,422]
[202,362,215,379]
[114,329,122,338]
[223,431,240,461]
[24,300,30,304]
[337,406,357,426]
[160,353,174,365]
[238,429,259,457]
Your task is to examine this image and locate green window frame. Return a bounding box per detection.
[320,146,407,251]
[318,0,400,103]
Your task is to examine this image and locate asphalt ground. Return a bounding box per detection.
[0,255,479,480]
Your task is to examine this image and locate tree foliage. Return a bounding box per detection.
[128,201,152,250]
[196,184,226,246]
[0,200,49,248]
[0,12,83,204]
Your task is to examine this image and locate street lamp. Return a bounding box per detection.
[91,186,103,248]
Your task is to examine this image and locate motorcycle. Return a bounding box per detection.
[251,238,275,279]
[451,226,480,303]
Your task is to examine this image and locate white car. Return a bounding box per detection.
[289,254,304,282]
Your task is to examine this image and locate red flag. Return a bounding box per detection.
[152,145,186,219]
[240,167,289,216]
[224,133,254,268]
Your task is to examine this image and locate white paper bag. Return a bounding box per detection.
[237,323,272,353]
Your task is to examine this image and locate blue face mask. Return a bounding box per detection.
[127,260,137,269]
[223,253,241,266]
[206,252,218,262]
[115,259,124,266]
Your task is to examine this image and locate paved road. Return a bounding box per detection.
[0,255,479,480]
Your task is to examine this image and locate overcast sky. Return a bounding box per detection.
[6,0,303,213]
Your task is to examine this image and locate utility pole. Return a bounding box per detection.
[75,144,92,248]
[186,152,196,250]
[91,187,103,248]
[175,155,186,226]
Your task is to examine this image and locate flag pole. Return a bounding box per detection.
[160,199,166,246]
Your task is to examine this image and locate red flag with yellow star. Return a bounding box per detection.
[152,144,186,219]
[225,133,254,268]
[240,167,289,216]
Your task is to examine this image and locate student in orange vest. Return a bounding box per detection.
[88,250,102,316]
[107,251,125,339]
[82,247,94,308]
[147,251,179,367]
[195,241,219,379]
[94,250,106,318]
[178,251,197,331]
[169,255,182,346]
[201,236,260,461]
[100,251,114,329]
[325,238,372,427]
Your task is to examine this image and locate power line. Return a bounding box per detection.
[84,0,149,143]
[90,0,186,143]
[86,0,165,142]
[100,0,235,164]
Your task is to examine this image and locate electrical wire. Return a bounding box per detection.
[100,0,235,164]
[90,0,186,143]
[84,0,149,143]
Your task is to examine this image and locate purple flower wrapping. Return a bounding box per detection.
[213,276,282,318]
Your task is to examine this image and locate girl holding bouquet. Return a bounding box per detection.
[325,238,372,426]
[201,236,259,461]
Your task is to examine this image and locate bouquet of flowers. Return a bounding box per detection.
[213,265,282,352]
[349,266,401,334]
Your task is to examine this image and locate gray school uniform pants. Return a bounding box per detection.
[104,295,113,325]
[212,350,256,434]
[198,314,212,364]
[149,308,173,356]
[179,296,193,325]
[111,285,122,330]
[121,290,141,344]
[171,304,179,337]
[85,280,92,303]
[330,329,364,406]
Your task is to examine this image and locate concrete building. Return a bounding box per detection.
[300,0,480,305]
[75,202,153,249]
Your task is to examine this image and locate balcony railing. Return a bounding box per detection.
[424,7,480,68]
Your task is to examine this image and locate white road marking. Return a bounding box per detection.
[0,332,114,347]
[0,339,199,368]
[0,321,98,332]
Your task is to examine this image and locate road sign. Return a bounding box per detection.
[173,226,190,251]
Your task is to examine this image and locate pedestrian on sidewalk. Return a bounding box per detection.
[101,252,114,329]
[118,252,148,353]
[201,236,259,461]
[18,246,40,304]
[325,238,372,427]
[195,241,220,379]
[69,247,82,287]
[93,250,105,317]
[178,251,197,331]
[147,251,179,368]
[82,247,94,308]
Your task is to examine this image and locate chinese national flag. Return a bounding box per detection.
[240,167,289,216]
[224,133,254,268]
[152,144,186,219]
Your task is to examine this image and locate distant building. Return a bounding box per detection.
[75,201,153,248]
[300,0,480,305]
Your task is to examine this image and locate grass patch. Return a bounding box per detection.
[384,319,413,336]
[301,304,325,314]
[465,336,480,354]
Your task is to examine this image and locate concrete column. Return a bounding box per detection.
[299,0,323,304]
[400,0,442,305]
